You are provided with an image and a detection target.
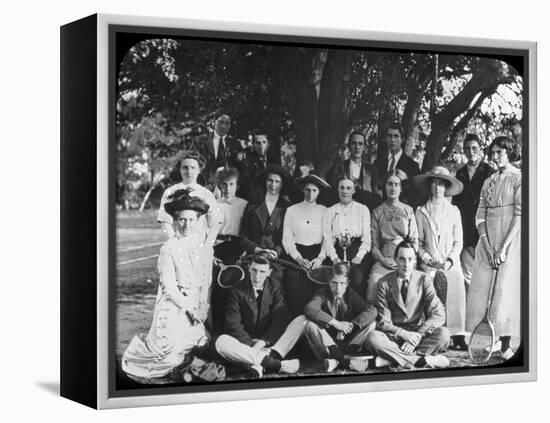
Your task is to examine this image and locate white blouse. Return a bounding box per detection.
[217,196,248,236]
[322,201,371,261]
[282,202,327,260]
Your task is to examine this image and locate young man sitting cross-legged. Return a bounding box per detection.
[366,240,451,369]
[215,254,307,378]
[303,262,378,372]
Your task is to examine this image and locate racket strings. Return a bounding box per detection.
[469,322,494,363]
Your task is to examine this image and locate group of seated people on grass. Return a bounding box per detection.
[121,115,522,382]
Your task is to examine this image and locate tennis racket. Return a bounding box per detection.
[468,268,499,364]
[214,258,245,289]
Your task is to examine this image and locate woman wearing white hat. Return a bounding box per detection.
[282,174,331,316]
[412,166,467,351]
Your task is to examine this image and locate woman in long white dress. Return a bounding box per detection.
[366,169,418,302]
[412,166,467,350]
[122,189,214,381]
[466,136,522,360]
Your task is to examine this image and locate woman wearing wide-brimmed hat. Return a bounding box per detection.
[366,169,418,302]
[412,166,467,350]
[466,136,522,360]
[157,150,223,243]
[282,173,331,316]
[122,189,214,381]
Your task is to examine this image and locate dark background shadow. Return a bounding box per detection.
[36,382,60,396]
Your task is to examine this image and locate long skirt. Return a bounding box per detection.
[420,263,466,336]
[366,241,401,302]
[122,286,208,381]
[283,243,322,317]
[466,205,521,338]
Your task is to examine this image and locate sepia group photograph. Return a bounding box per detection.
[109,21,531,399]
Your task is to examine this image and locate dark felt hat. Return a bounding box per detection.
[164,188,210,217]
[307,265,333,286]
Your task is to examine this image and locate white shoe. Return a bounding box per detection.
[423,355,450,369]
[324,359,339,372]
[501,348,515,360]
[374,356,392,368]
[280,359,300,374]
[250,364,263,378]
[349,357,369,372]
[484,340,502,353]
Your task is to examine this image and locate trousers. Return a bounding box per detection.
[215,315,307,367]
[366,327,450,369]
[304,320,376,359]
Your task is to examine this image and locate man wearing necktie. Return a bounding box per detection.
[304,262,378,372]
[374,123,421,206]
[192,112,243,188]
[238,132,272,203]
[215,254,307,378]
[366,240,451,369]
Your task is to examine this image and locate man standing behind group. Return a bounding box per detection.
[328,131,381,211]
[238,132,271,203]
[374,123,420,205]
[452,134,495,287]
[192,112,242,188]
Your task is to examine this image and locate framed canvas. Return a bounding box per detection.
[60,13,537,409]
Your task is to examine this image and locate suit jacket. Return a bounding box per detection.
[240,197,290,256]
[375,269,445,336]
[304,286,378,338]
[192,132,242,185]
[328,158,380,194]
[374,152,421,207]
[237,150,268,203]
[374,152,420,181]
[224,277,291,346]
[452,162,495,247]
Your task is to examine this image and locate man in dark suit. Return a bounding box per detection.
[374,123,420,206]
[327,131,382,212]
[238,132,271,203]
[452,134,495,287]
[215,254,306,378]
[366,240,451,369]
[304,263,378,372]
[192,112,243,187]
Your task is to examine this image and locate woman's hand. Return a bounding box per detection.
[351,255,363,265]
[310,257,323,269]
[494,247,507,268]
[382,257,397,270]
[296,256,312,271]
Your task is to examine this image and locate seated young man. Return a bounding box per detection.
[215,254,306,378]
[366,240,451,369]
[304,262,378,372]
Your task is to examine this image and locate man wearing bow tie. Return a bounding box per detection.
[215,254,306,378]
[192,112,243,188]
[366,240,451,369]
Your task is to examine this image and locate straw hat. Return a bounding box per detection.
[411,166,463,197]
[294,174,331,191]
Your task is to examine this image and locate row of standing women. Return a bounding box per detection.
[122,135,521,381]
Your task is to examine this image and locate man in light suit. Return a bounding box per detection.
[366,240,451,369]
[192,112,243,187]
